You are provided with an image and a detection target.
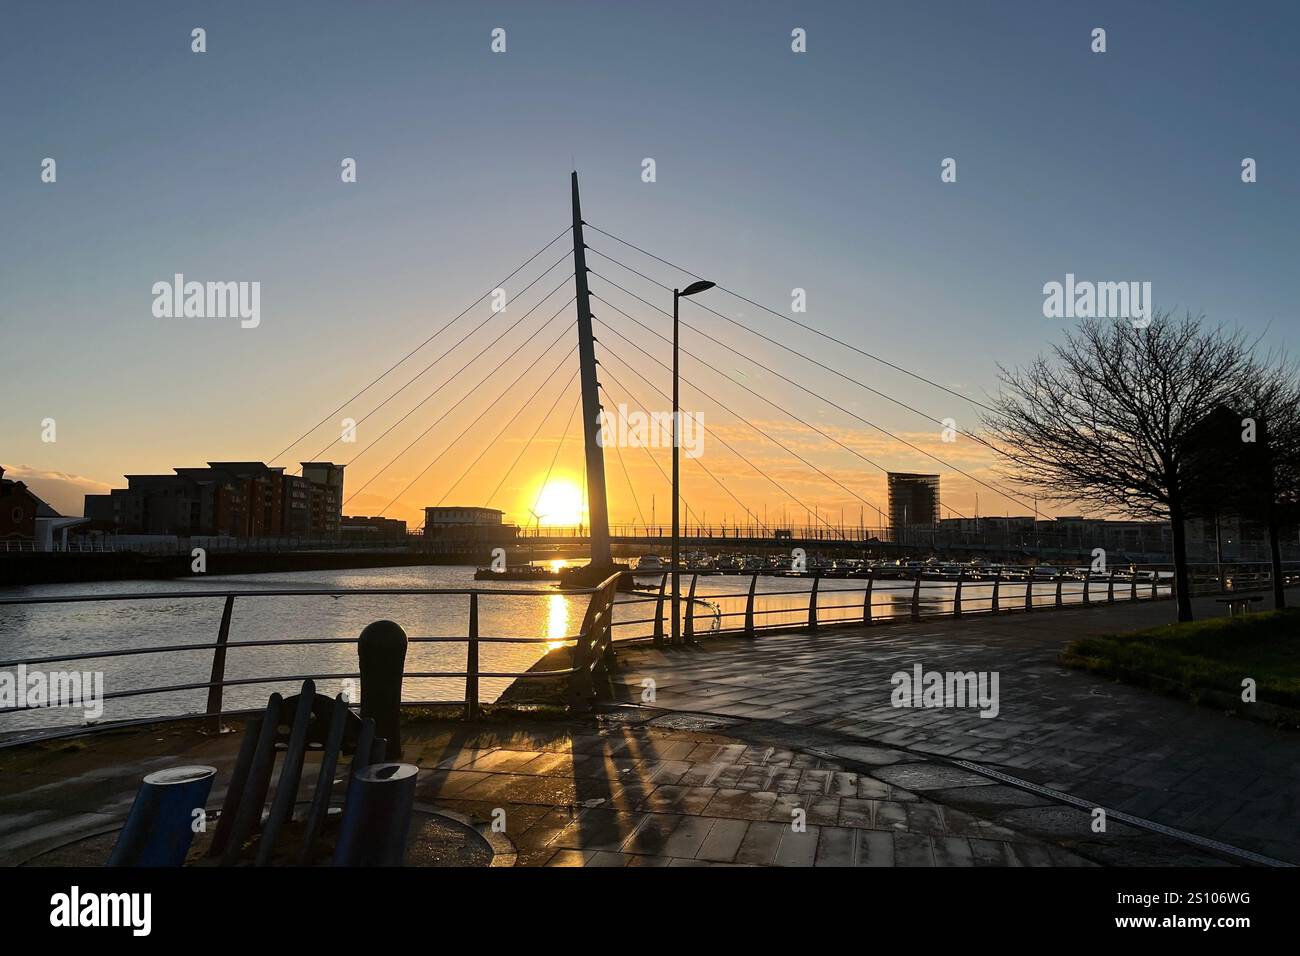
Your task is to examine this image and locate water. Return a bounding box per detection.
[0,566,1122,734]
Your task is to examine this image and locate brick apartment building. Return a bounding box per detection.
[84,461,345,537]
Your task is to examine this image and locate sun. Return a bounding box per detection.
[532,479,585,526]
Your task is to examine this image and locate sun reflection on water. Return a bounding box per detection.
[545,593,570,650]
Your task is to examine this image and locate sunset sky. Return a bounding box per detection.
[3,1,1297,529]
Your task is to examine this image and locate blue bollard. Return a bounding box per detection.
[332,763,418,867]
[107,765,217,867]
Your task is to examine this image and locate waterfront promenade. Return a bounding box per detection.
[0,590,1293,867]
[607,589,1300,866]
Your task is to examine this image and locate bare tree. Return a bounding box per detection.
[1238,358,1300,608]
[983,311,1256,621]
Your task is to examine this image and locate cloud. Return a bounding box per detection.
[0,464,113,518]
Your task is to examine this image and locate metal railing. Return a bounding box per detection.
[613,561,1300,646]
[2,561,1294,742]
[0,575,621,741]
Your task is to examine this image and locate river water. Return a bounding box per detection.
[0,565,1115,734]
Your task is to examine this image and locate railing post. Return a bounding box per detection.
[744,573,757,637]
[599,579,617,668]
[808,574,820,631]
[465,594,479,720]
[652,573,667,646]
[1106,571,1115,604]
[1082,568,1091,606]
[1055,573,1063,608]
[1025,574,1033,612]
[204,595,236,734]
[1130,568,1138,602]
[683,574,698,643]
[952,570,962,618]
[911,569,922,621]
[569,590,596,710]
[863,568,874,625]
[1152,573,1158,601]
[991,570,1001,614]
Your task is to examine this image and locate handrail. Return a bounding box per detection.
[0,573,623,735]
[3,564,1294,739]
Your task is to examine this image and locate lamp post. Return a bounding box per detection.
[672,279,716,645]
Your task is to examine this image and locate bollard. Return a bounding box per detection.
[358,620,407,760]
[108,766,217,867]
[332,763,419,867]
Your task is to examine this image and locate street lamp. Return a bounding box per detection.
[672,279,715,645]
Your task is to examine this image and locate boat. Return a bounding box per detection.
[473,563,561,581]
[634,555,665,573]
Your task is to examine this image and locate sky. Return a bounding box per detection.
[2,0,1297,529]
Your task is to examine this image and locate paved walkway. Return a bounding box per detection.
[605,591,1300,865]
[0,709,1211,867]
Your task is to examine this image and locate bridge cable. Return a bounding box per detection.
[593,311,898,523]
[583,222,997,415]
[269,224,572,466]
[344,295,576,508]
[593,304,895,520]
[341,275,574,473]
[524,392,582,534]
[434,352,580,508]
[597,350,836,538]
[485,370,583,511]
[589,269,1035,518]
[299,249,575,468]
[587,248,1003,455]
[596,380,716,535]
[370,315,578,517]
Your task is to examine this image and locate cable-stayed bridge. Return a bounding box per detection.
[270,173,1060,570]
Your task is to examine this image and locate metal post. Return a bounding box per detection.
[953,569,963,618]
[108,766,217,867]
[991,570,1001,613]
[671,288,681,647]
[744,573,757,637]
[1130,568,1138,602]
[358,620,407,757]
[256,682,316,865]
[911,569,922,621]
[808,573,820,631]
[220,694,283,866]
[1082,568,1091,605]
[1107,572,1115,604]
[683,573,698,643]
[1025,574,1033,612]
[652,572,666,646]
[204,595,235,734]
[300,694,350,864]
[863,568,874,624]
[1055,573,1063,608]
[332,763,419,867]
[465,594,480,720]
